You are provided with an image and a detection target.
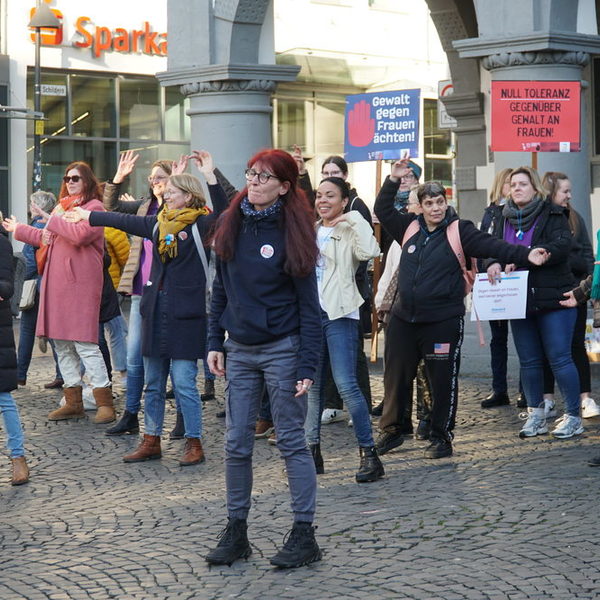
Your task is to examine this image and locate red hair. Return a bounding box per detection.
[58,161,102,205]
[212,149,318,278]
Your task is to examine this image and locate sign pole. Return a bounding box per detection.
[531,152,538,171]
[370,160,383,363]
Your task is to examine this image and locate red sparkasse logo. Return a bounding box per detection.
[29,2,167,58]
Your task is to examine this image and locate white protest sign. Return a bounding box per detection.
[471,271,529,321]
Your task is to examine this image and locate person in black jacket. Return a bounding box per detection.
[374,160,548,459]
[205,149,322,569]
[540,171,598,419]
[0,225,29,485]
[71,173,227,467]
[486,166,582,440]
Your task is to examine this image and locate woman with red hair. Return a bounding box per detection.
[3,161,114,424]
[205,149,322,569]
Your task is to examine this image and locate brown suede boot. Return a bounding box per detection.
[179,438,205,466]
[93,387,116,424]
[123,434,162,463]
[11,457,29,486]
[48,386,85,421]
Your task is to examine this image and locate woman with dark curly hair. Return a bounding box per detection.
[205,149,322,569]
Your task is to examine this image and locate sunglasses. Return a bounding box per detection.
[63,175,81,183]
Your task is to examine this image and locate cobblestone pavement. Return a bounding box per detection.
[2,320,600,600]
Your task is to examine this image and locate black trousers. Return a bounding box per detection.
[380,314,463,441]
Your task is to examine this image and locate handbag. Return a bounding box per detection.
[19,279,37,311]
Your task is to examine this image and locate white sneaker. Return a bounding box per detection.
[519,407,548,438]
[321,408,346,424]
[582,397,600,419]
[552,414,584,439]
[543,398,557,419]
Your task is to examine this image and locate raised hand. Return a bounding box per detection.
[390,158,411,182]
[171,154,189,175]
[2,215,19,233]
[113,150,140,184]
[347,100,375,147]
[190,150,217,185]
[291,144,307,175]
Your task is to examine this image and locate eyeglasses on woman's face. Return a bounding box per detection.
[244,168,279,184]
[63,175,81,183]
[148,174,167,183]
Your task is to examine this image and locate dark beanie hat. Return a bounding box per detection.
[408,160,422,181]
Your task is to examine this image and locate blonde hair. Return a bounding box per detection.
[542,171,578,234]
[168,174,207,209]
[489,168,513,205]
[509,166,546,200]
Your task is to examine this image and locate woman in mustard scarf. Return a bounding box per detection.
[71,173,227,466]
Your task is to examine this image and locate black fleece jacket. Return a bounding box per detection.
[375,177,532,323]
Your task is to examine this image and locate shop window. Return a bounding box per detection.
[26,72,68,138]
[314,98,345,156]
[165,87,190,141]
[423,98,452,187]
[70,74,116,138]
[276,99,307,153]
[120,77,161,140]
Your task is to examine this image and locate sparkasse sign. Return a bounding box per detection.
[490,81,580,152]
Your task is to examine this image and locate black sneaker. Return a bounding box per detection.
[105,410,139,436]
[270,522,322,568]
[516,393,527,409]
[371,402,384,417]
[205,518,252,566]
[415,419,431,440]
[424,438,453,459]
[355,446,384,483]
[588,455,600,467]
[375,430,404,455]
[481,392,510,408]
[203,379,216,401]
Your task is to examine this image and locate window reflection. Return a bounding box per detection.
[70,74,116,137]
[120,77,161,139]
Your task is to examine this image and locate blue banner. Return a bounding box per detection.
[344,89,420,163]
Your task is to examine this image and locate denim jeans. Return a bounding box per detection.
[305,315,374,448]
[143,356,201,438]
[125,295,144,413]
[224,335,316,523]
[104,313,128,373]
[0,392,25,458]
[510,308,580,415]
[17,300,38,381]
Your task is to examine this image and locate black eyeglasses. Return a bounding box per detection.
[244,168,278,184]
[63,175,81,183]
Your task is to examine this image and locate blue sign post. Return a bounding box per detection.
[344,89,420,163]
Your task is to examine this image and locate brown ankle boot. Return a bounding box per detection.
[123,434,162,463]
[11,457,30,486]
[179,438,205,466]
[48,386,85,421]
[93,387,116,424]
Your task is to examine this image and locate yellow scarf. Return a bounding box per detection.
[157,207,208,261]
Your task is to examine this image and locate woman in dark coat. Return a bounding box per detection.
[72,174,227,466]
[0,225,29,485]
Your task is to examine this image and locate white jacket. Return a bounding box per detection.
[317,211,380,321]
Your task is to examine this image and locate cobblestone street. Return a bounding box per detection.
[2,320,600,600]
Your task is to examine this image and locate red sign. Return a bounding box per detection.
[491,81,580,152]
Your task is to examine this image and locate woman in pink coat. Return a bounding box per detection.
[3,162,114,424]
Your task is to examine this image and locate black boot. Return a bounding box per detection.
[205,518,252,566]
[371,401,384,417]
[270,522,322,568]
[169,411,185,440]
[203,379,216,401]
[105,410,139,436]
[310,443,324,475]
[355,446,384,483]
